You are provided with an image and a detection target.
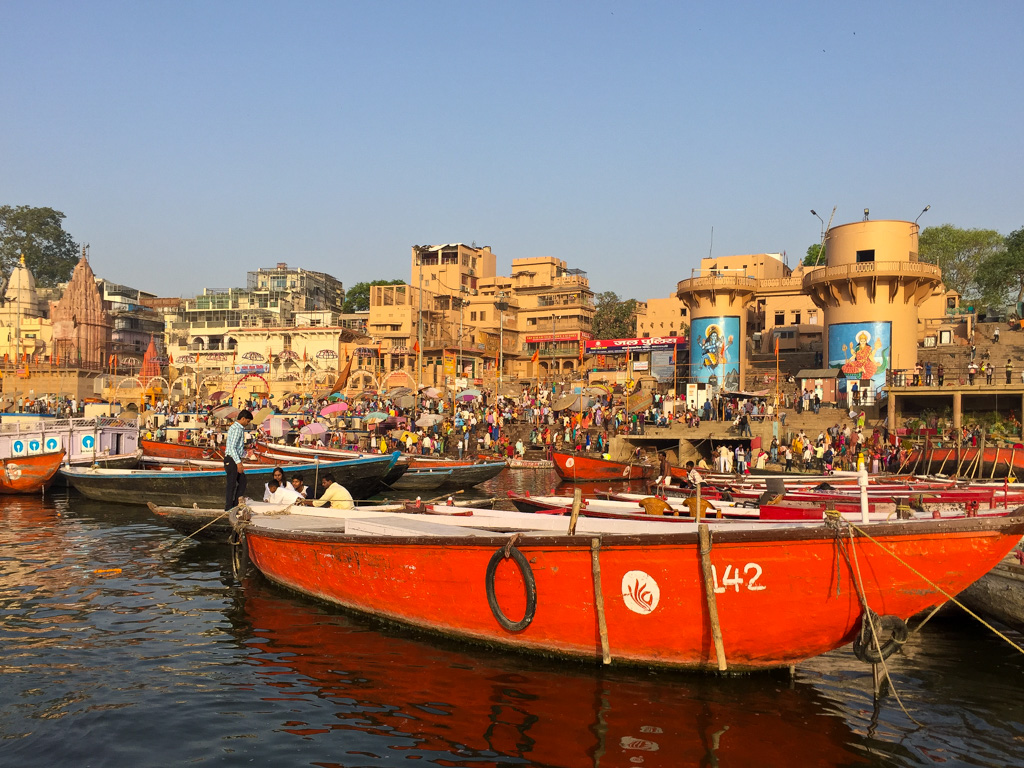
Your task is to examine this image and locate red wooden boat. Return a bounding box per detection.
[906,445,1024,477]
[141,438,223,461]
[552,450,655,482]
[0,450,66,494]
[242,510,1024,671]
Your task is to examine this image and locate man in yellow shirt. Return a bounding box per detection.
[301,473,354,509]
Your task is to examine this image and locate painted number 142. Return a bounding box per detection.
[712,563,766,593]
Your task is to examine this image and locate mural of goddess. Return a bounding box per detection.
[841,330,883,379]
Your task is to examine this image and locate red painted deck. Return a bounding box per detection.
[244,512,1024,671]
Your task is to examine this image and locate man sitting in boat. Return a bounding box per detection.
[300,473,354,510]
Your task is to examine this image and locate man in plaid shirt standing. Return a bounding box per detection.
[224,409,254,510]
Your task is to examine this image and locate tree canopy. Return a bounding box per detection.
[342,279,405,313]
[802,243,823,267]
[0,205,80,287]
[592,291,637,339]
[918,224,1004,298]
[975,226,1024,307]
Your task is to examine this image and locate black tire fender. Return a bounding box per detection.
[852,609,909,664]
[485,544,537,632]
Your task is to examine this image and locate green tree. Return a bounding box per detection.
[592,291,637,339]
[802,243,823,266]
[976,226,1024,307]
[0,205,80,287]
[342,279,405,313]
[918,224,1004,298]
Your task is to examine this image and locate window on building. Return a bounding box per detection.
[775,312,785,326]
[470,312,477,321]
[793,312,801,325]
[856,249,875,263]
[680,307,687,316]
[808,311,817,325]
[479,311,486,321]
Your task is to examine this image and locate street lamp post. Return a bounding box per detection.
[495,292,509,393]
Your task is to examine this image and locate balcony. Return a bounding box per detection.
[802,260,943,308]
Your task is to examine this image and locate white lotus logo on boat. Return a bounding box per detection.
[622,570,659,614]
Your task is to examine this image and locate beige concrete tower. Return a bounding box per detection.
[677,272,757,392]
[803,219,942,401]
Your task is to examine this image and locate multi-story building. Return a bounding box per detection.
[511,257,594,381]
[635,296,688,339]
[246,263,346,314]
[100,280,166,358]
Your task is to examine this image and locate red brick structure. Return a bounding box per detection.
[51,253,112,370]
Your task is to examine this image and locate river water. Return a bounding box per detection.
[2,470,1024,767]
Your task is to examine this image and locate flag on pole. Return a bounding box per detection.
[413,340,420,354]
[774,336,779,355]
[530,349,539,364]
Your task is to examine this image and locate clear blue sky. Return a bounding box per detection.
[3,1,1021,300]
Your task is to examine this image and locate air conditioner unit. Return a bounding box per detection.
[468,268,475,276]
[471,289,479,296]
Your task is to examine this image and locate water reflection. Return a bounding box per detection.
[233,581,865,767]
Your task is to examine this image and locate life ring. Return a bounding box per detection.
[485,544,537,632]
[852,608,908,664]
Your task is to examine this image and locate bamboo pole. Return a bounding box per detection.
[991,445,1000,480]
[591,538,611,665]
[698,524,727,672]
[568,487,583,535]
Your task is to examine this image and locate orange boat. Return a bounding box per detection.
[242,510,1024,671]
[906,444,1024,477]
[552,450,656,481]
[140,438,223,461]
[0,450,66,494]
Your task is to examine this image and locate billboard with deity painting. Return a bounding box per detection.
[690,316,740,388]
[828,321,891,394]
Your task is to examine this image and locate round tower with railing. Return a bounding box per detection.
[803,219,942,403]
[677,271,757,394]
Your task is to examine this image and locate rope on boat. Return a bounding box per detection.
[228,503,253,580]
[838,517,1024,658]
[827,514,918,724]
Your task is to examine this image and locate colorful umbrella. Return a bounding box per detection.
[415,413,443,427]
[208,390,229,402]
[299,423,327,435]
[320,402,349,416]
[420,387,440,398]
[328,392,345,401]
[456,388,481,400]
[252,407,274,424]
[212,405,240,420]
[262,416,292,432]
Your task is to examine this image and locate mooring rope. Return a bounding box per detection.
[830,516,919,726]
[839,515,1024,657]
